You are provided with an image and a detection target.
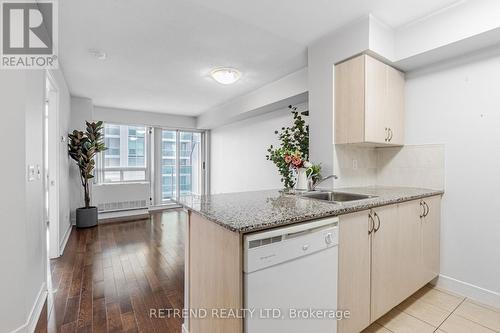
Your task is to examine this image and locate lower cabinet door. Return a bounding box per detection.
[421,196,441,284]
[370,205,401,322]
[397,200,425,300]
[338,210,371,333]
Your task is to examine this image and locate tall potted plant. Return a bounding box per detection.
[68,121,106,228]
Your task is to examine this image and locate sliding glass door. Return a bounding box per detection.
[161,130,177,200]
[156,129,204,204]
[179,131,202,196]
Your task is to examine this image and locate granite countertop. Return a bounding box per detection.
[177,186,444,234]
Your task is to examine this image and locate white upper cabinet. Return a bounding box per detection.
[334,54,405,146]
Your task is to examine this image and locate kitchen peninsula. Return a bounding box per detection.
[178,187,443,333]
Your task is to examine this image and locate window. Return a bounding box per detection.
[100,123,148,183]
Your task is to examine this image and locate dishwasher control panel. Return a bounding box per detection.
[244,217,339,273]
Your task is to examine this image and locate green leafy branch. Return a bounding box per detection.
[266,105,309,189]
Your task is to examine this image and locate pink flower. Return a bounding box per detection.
[284,155,292,163]
[292,157,303,168]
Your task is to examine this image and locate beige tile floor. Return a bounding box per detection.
[362,284,500,333]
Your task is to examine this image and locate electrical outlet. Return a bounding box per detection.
[352,159,358,170]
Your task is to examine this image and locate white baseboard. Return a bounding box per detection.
[434,274,500,309]
[149,203,182,213]
[27,283,47,333]
[182,323,189,333]
[98,209,150,224]
[59,223,72,256]
[10,283,47,333]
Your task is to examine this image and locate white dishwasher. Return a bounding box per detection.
[244,217,339,333]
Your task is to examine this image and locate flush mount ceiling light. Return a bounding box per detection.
[89,49,107,60]
[210,67,241,85]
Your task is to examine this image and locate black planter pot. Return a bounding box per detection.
[76,207,98,228]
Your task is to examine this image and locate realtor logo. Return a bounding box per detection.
[1,0,58,69]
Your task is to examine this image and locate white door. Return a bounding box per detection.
[44,73,60,259]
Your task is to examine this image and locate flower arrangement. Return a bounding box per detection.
[266,105,321,190]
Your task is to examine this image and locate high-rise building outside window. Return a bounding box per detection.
[101,123,148,183]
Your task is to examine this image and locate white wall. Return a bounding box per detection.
[405,50,500,304]
[70,96,94,129]
[0,71,29,333]
[94,105,197,129]
[210,103,307,194]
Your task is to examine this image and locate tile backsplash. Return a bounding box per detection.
[333,145,378,188]
[376,144,445,190]
[333,144,445,190]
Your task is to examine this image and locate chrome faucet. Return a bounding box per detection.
[308,174,338,191]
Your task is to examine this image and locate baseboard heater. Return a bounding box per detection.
[97,199,148,213]
[93,182,151,213]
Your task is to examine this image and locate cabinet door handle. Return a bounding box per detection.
[388,128,393,142]
[373,211,381,232]
[368,212,375,234]
[385,128,388,142]
[424,201,430,217]
[420,201,425,218]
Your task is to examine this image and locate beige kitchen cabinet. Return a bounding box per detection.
[370,204,402,321]
[337,196,441,332]
[420,196,441,285]
[188,212,243,333]
[395,200,426,304]
[338,210,371,333]
[334,54,405,146]
[370,198,441,321]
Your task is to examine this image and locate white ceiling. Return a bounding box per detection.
[60,0,459,116]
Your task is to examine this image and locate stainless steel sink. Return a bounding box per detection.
[300,191,376,203]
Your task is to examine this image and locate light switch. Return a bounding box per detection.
[27,165,35,182]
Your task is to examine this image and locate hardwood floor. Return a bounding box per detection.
[35,211,186,333]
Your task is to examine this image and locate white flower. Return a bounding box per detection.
[303,161,312,168]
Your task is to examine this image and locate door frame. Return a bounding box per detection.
[44,70,60,259]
